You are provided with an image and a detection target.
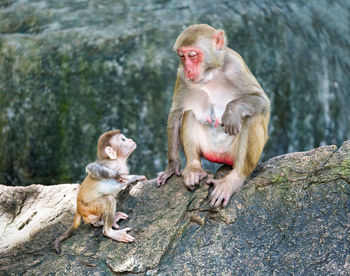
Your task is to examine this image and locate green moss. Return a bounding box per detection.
[271,169,290,185]
[339,159,350,177]
[272,175,286,184]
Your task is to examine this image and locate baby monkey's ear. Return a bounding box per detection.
[105,146,117,160]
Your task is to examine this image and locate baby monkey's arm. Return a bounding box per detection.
[118,175,147,185]
[85,161,120,179]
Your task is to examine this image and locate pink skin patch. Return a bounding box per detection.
[214,118,220,128]
[206,116,221,128]
[177,47,203,81]
[206,115,212,124]
[202,152,234,166]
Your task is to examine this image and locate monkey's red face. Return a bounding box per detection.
[177,47,203,82]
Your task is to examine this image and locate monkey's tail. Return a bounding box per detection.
[54,212,81,254]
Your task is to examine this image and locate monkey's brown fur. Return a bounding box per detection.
[54,130,144,253]
[158,24,270,208]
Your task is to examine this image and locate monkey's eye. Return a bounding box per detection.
[178,51,185,58]
[121,138,126,142]
[188,51,198,57]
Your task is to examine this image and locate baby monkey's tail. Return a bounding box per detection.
[54,212,81,254]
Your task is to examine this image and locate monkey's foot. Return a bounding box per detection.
[183,166,208,190]
[105,227,135,243]
[112,222,120,229]
[206,172,244,208]
[115,211,128,221]
[112,212,129,229]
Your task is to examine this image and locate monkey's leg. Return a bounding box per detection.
[102,196,135,242]
[82,212,103,226]
[207,114,268,207]
[90,212,128,229]
[181,110,208,190]
[92,218,104,227]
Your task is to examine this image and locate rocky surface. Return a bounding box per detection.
[0,141,349,275]
[0,183,80,253]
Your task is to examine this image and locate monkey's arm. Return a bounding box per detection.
[157,108,182,186]
[122,175,147,185]
[85,162,120,179]
[96,175,146,197]
[167,76,184,167]
[221,94,270,136]
[95,179,127,196]
[167,108,183,167]
[222,53,270,136]
[157,78,184,186]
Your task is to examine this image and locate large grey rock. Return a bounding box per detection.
[0,141,349,275]
[0,184,79,253]
[1,0,350,185]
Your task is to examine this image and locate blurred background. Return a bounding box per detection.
[0,0,349,186]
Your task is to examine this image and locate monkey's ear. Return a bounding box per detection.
[213,30,225,50]
[105,146,117,160]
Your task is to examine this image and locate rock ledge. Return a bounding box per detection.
[0,141,349,275]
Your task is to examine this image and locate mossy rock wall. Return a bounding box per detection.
[1,1,350,184]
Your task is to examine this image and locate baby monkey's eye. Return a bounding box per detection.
[122,138,126,141]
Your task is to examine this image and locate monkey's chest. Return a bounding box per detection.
[187,83,235,125]
[188,99,227,126]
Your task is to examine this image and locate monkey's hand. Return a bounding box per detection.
[183,166,208,190]
[157,161,181,187]
[221,101,242,136]
[123,175,147,185]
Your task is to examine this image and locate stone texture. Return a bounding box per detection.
[0,141,349,275]
[0,183,79,253]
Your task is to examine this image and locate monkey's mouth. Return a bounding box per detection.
[184,66,200,81]
[187,75,201,82]
[126,143,137,158]
[131,142,137,151]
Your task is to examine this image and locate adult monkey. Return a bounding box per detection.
[157,24,270,208]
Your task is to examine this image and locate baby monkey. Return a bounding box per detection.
[54,129,145,254]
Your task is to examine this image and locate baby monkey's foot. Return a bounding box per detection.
[104,227,135,242]
[115,211,128,221]
[114,227,136,243]
[112,212,129,229]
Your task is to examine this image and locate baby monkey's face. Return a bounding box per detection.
[110,133,137,158]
